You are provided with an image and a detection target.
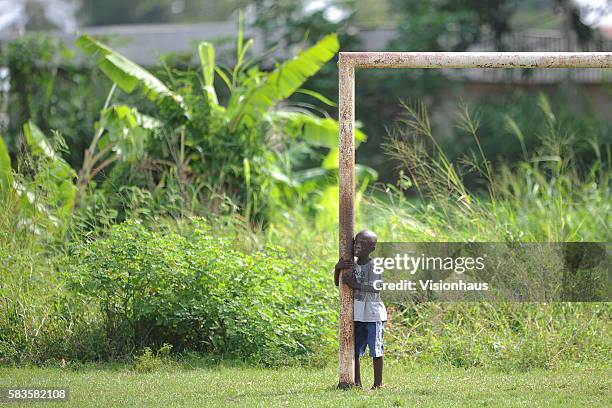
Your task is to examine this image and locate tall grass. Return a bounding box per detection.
[354,96,610,370]
[1,96,609,370]
[260,96,611,370]
[374,95,610,242]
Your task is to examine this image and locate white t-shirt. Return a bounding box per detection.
[353,260,387,322]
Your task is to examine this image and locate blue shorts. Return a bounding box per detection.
[354,321,384,358]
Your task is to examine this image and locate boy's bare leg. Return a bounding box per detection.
[354,356,362,388]
[372,356,383,388]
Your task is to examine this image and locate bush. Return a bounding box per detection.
[133,344,172,373]
[385,302,611,371]
[0,222,108,365]
[67,219,335,365]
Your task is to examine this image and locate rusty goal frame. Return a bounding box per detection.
[336,51,612,389]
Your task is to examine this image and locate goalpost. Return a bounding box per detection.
[336,51,612,388]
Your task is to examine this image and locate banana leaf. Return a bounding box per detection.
[23,122,77,218]
[76,34,186,113]
[198,42,218,105]
[0,136,13,193]
[229,34,339,129]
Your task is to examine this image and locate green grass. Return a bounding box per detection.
[1,95,610,403]
[1,362,610,407]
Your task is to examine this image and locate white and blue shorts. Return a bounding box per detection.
[354,321,384,358]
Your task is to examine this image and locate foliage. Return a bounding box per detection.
[0,137,13,193]
[75,23,370,222]
[22,122,77,220]
[0,17,609,376]
[389,0,520,51]
[76,34,186,113]
[3,34,59,133]
[249,0,360,51]
[133,344,173,373]
[386,0,596,51]
[0,123,76,237]
[78,0,250,26]
[75,99,160,203]
[1,34,110,168]
[449,90,612,181]
[379,96,611,242]
[66,219,336,365]
[0,212,91,365]
[386,302,610,370]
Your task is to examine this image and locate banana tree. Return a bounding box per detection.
[0,137,12,195]
[0,122,77,235]
[75,97,160,204]
[76,21,373,220]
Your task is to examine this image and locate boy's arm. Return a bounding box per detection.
[358,265,382,293]
[334,258,353,287]
[358,281,381,293]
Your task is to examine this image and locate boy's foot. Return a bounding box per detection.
[355,382,363,389]
[371,384,384,390]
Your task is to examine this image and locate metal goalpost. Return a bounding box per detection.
[336,51,612,388]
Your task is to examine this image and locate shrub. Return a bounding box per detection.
[133,344,172,373]
[385,302,611,371]
[67,219,335,365]
[0,221,108,365]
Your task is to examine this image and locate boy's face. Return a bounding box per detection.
[354,233,375,258]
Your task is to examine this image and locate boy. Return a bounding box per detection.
[334,230,387,389]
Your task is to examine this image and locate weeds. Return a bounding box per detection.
[1,96,609,370]
[133,344,173,373]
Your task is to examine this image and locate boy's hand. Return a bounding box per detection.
[342,274,357,289]
[334,258,354,272]
[334,257,353,287]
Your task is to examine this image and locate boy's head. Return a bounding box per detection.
[354,230,377,258]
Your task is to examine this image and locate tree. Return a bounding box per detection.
[389,0,519,52]
[248,0,359,50]
[75,26,372,220]
[0,0,77,32]
[78,0,250,26]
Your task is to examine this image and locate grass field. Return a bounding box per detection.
[1,361,610,407]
